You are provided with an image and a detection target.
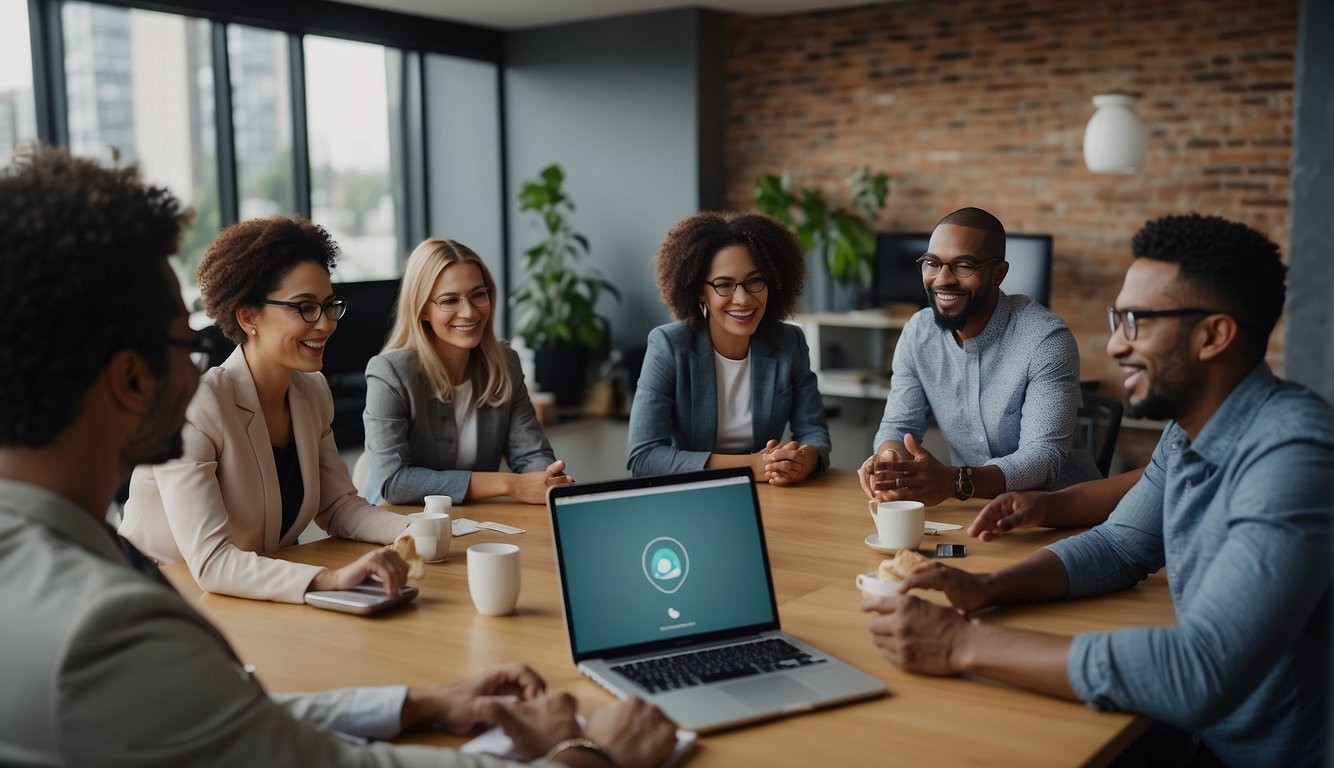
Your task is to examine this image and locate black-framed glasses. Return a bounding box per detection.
[428,288,491,313]
[916,255,1001,279]
[703,276,768,297]
[1107,306,1219,341]
[259,296,348,323]
[166,334,222,374]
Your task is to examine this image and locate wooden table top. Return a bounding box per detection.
[164,469,1175,767]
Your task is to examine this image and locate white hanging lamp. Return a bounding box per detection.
[1083,94,1147,174]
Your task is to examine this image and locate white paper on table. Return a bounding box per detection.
[924,521,963,533]
[452,518,484,536]
[461,717,697,767]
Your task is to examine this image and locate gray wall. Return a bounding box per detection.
[504,9,724,351]
[1286,0,1334,406]
[425,54,506,328]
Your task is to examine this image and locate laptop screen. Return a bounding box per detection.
[549,469,780,661]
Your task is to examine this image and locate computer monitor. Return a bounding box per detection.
[870,232,1052,309]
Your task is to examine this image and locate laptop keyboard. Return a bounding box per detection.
[612,638,826,694]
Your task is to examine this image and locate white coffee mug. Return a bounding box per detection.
[868,499,925,550]
[855,571,903,599]
[467,543,520,616]
[406,510,450,562]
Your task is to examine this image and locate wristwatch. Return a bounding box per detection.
[954,466,974,501]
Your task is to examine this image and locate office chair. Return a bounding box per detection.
[1076,392,1123,477]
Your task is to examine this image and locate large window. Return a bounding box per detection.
[0,0,39,164]
[305,36,403,280]
[63,2,218,290]
[229,25,295,220]
[14,0,503,294]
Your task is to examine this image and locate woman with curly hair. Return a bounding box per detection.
[362,238,571,505]
[627,211,830,484]
[120,216,411,603]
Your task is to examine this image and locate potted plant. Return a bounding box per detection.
[754,167,888,311]
[511,164,620,407]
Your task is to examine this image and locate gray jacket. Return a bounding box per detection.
[0,478,529,767]
[362,345,555,504]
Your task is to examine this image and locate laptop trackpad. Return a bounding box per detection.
[720,674,821,708]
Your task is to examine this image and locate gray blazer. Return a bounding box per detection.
[627,321,831,477]
[363,345,555,504]
[0,478,528,767]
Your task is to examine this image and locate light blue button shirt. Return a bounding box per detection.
[875,293,1101,490]
[1048,363,1334,766]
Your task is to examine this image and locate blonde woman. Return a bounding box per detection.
[120,216,410,603]
[363,239,572,505]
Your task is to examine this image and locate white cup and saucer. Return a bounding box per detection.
[865,499,925,553]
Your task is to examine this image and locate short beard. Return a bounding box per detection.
[120,388,188,469]
[930,289,988,332]
[1125,330,1201,422]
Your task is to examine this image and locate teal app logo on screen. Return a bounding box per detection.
[642,536,689,594]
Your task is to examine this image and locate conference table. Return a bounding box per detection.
[163,469,1175,766]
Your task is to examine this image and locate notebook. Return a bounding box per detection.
[547,467,886,733]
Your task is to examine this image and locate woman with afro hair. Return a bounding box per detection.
[627,211,830,484]
[121,216,412,603]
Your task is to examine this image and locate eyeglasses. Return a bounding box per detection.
[259,297,348,323]
[916,255,1001,279]
[1107,306,1219,342]
[166,334,222,373]
[703,277,769,297]
[429,288,491,313]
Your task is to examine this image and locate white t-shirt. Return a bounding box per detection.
[452,379,479,469]
[714,350,753,452]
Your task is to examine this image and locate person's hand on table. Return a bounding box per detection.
[896,560,994,614]
[309,545,408,595]
[583,697,678,768]
[763,439,818,486]
[968,490,1050,542]
[871,434,955,506]
[511,459,575,504]
[400,663,546,733]
[475,691,581,759]
[863,593,973,676]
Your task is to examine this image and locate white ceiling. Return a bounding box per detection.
[337,0,887,31]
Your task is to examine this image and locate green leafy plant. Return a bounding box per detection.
[754,167,889,288]
[511,164,620,350]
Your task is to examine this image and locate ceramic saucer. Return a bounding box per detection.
[865,534,906,554]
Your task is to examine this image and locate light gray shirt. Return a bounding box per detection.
[874,293,1100,491]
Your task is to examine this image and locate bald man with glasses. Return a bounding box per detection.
[858,207,1100,507]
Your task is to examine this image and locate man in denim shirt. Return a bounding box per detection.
[864,214,1333,767]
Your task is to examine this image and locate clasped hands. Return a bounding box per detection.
[404,663,676,768]
[857,433,956,507]
[756,439,818,485]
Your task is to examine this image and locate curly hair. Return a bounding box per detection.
[655,211,806,336]
[0,145,189,447]
[1132,213,1286,364]
[197,216,340,345]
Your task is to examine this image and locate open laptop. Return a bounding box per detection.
[548,467,886,733]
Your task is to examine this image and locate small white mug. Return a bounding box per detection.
[406,510,450,562]
[868,499,925,551]
[467,543,521,616]
[855,571,903,599]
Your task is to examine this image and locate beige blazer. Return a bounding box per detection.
[121,346,408,603]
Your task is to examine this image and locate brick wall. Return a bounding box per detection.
[723,0,1297,392]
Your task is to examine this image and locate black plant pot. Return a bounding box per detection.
[535,344,592,408]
